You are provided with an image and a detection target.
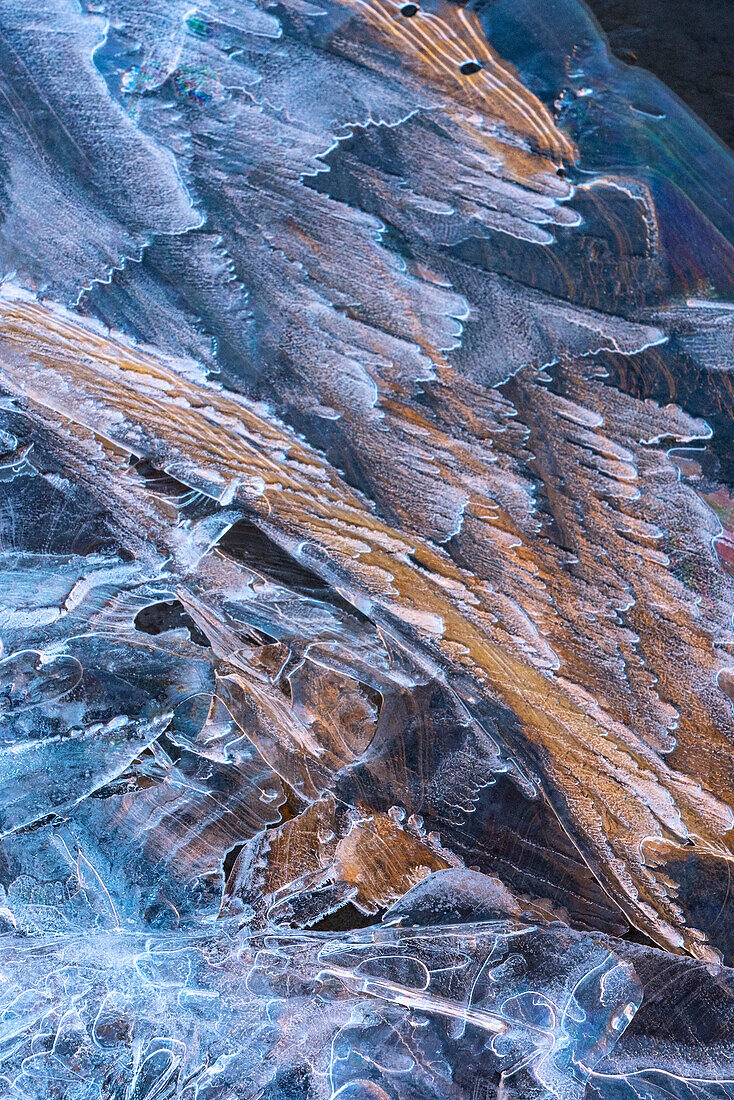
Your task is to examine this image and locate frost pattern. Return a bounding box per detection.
[0,0,733,1097]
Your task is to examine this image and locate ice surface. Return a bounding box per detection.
[0,0,733,1096]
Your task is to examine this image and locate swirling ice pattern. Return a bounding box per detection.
[0,0,733,1097]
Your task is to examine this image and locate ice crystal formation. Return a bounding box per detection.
[0,0,733,1096]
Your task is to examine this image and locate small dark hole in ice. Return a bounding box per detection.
[459,60,483,75]
[400,3,418,15]
[311,902,385,931]
[223,843,245,882]
[135,599,212,648]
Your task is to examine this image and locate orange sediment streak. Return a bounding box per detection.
[334,0,576,163]
[0,293,730,961]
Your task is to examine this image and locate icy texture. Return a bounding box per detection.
[0,0,733,1096]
